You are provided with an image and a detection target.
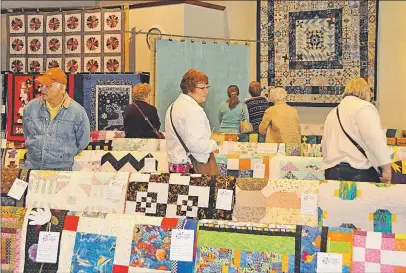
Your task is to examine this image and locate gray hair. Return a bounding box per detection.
[269,87,287,103]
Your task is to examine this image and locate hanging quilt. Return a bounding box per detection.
[258,0,378,106]
[1,74,7,142]
[237,132,266,143]
[58,212,162,273]
[300,225,354,273]
[286,143,302,156]
[125,173,236,220]
[73,74,140,130]
[99,151,169,173]
[196,220,301,273]
[96,85,131,130]
[1,207,27,273]
[112,138,167,152]
[352,230,406,272]
[319,180,406,233]
[6,8,127,73]
[270,156,324,180]
[1,168,30,207]
[233,178,319,225]
[302,135,323,145]
[21,209,68,273]
[301,143,323,157]
[6,73,74,141]
[26,170,129,213]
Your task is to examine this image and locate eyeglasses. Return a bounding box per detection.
[195,85,210,90]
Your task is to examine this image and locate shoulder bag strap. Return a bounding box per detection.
[241,102,246,120]
[170,104,192,158]
[133,102,162,139]
[336,107,368,159]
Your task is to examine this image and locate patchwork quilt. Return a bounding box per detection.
[7,9,126,73]
[319,180,406,233]
[215,154,272,178]
[111,138,167,152]
[258,0,378,106]
[3,148,27,169]
[26,170,129,213]
[233,178,320,226]
[125,173,236,220]
[196,220,301,273]
[1,168,31,207]
[352,231,406,273]
[300,225,354,273]
[270,156,324,180]
[1,207,27,273]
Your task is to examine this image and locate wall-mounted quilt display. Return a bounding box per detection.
[258,0,378,106]
[6,8,127,73]
[73,74,140,131]
[125,173,236,220]
[1,74,7,142]
[155,40,250,131]
[319,180,406,233]
[26,170,130,213]
[5,73,74,141]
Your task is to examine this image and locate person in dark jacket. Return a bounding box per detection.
[244,81,271,133]
[123,83,161,138]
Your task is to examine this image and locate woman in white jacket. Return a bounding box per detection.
[322,78,392,183]
[165,69,219,174]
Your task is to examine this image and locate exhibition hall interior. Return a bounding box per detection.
[1,0,406,272]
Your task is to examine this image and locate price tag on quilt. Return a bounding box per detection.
[253,163,265,178]
[216,189,233,210]
[316,252,343,273]
[300,194,318,216]
[7,178,29,200]
[144,158,157,172]
[36,232,60,263]
[170,229,194,261]
[106,180,124,201]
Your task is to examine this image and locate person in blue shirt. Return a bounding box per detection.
[23,67,90,170]
[218,85,249,133]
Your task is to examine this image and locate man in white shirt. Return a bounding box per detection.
[322,78,392,183]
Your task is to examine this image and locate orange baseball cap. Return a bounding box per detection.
[36,67,67,85]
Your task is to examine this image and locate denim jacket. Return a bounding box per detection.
[23,96,90,170]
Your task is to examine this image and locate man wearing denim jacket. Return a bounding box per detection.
[23,67,90,170]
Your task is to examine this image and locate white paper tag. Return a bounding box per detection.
[216,189,233,210]
[169,229,194,262]
[227,158,239,170]
[7,178,29,200]
[144,158,156,172]
[301,194,318,216]
[1,105,5,113]
[253,163,265,178]
[316,253,343,273]
[36,232,60,263]
[1,139,6,149]
[106,180,124,200]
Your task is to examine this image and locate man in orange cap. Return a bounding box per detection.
[22,67,90,170]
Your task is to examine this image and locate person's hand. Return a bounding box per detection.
[380,170,392,184]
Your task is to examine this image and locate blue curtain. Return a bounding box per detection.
[156,40,250,132]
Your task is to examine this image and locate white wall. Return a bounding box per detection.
[183,4,225,39]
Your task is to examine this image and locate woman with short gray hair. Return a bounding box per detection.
[258,87,301,143]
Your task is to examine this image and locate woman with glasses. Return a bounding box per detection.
[218,85,249,133]
[165,69,219,175]
[322,78,391,183]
